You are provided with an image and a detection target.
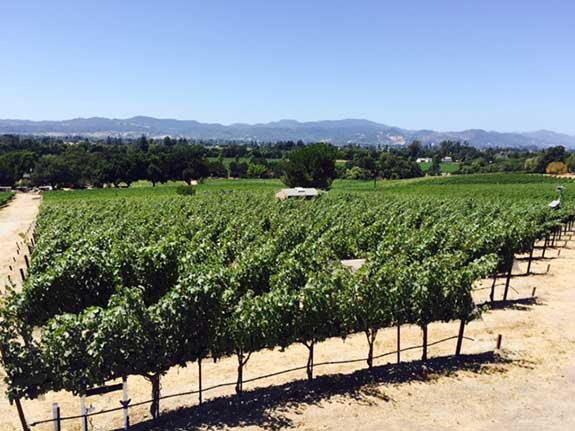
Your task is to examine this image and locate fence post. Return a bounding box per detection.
[52,403,61,431]
[496,334,503,350]
[421,324,428,362]
[455,319,465,356]
[198,359,203,406]
[396,323,401,364]
[122,377,130,430]
[81,395,88,431]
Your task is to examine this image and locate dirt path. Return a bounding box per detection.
[0,221,573,430]
[0,193,41,293]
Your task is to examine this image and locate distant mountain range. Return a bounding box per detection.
[1,116,574,149]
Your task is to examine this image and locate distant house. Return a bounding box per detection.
[416,158,432,163]
[441,156,453,163]
[275,187,319,200]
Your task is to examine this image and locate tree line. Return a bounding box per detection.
[0,134,573,189]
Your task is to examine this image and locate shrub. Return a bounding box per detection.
[545,162,568,175]
[567,155,575,173]
[344,166,372,180]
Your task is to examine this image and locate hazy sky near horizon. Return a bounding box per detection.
[1,0,574,134]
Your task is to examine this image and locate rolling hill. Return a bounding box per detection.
[0,116,573,149]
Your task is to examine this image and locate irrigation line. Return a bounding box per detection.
[28,333,473,427]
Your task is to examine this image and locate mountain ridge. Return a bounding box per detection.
[0,117,574,149]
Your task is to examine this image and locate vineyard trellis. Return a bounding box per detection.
[26,332,478,429]
[1,174,574,430]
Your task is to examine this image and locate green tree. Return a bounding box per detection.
[428,155,441,176]
[566,154,575,173]
[30,155,74,189]
[407,140,423,160]
[229,160,249,178]
[344,166,372,180]
[282,143,337,190]
[247,163,269,178]
[147,164,165,187]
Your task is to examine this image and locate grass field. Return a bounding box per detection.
[418,161,460,173]
[43,173,573,203]
[0,192,13,206]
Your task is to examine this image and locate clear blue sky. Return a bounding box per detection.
[1,0,574,133]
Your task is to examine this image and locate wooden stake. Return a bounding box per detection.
[81,395,88,431]
[396,323,401,364]
[198,358,203,406]
[496,334,502,350]
[455,319,465,356]
[122,377,130,430]
[52,403,61,431]
[421,324,428,361]
[531,287,537,297]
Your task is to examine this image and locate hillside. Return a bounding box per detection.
[1,117,574,149]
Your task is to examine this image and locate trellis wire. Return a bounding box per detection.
[27,333,474,427]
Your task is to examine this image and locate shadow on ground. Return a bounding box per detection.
[480,296,541,311]
[127,351,509,431]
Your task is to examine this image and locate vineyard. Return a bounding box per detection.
[1,173,574,429]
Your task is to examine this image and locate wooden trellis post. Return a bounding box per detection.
[396,323,401,364]
[421,324,428,361]
[198,359,203,406]
[121,377,130,430]
[52,403,61,431]
[81,395,88,431]
[455,319,465,356]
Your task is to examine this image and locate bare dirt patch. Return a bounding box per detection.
[0,193,40,293]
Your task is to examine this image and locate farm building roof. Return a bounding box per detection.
[275,187,319,200]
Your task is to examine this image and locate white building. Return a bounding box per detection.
[275,187,319,200]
